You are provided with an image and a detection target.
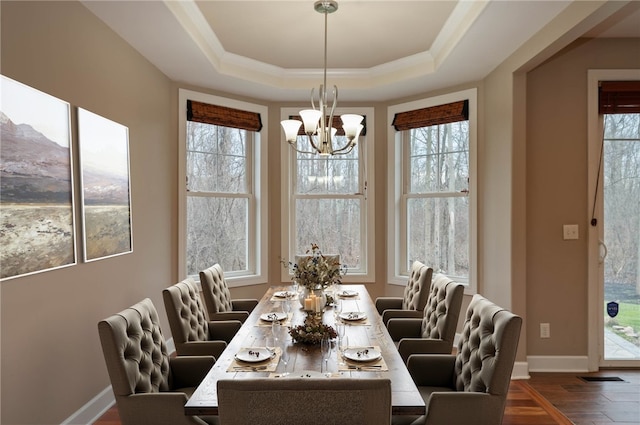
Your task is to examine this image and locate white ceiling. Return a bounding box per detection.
[82,0,640,103]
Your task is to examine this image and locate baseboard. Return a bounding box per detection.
[527,355,590,372]
[512,361,531,380]
[60,386,115,425]
[61,338,176,424]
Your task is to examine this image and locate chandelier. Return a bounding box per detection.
[280,0,364,156]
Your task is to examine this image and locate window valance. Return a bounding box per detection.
[392,100,469,131]
[187,100,263,131]
[599,81,640,114]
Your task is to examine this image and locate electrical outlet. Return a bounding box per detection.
[540,323,551,338]
[563,224,579,240]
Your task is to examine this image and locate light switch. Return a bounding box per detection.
[563,224,579,240]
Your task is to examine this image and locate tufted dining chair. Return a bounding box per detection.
[392,294,522,425]
[163,278,242,358]
[375,261,433,325]
[217,377,392,425]
[199,264,258,322]
[387,273,464,361]
[98,298,218,425]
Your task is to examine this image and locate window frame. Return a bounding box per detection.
[178,89,268,287]
[280,106,375,283]
[387,89,477,294]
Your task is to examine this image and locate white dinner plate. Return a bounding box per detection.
[273,291,294,298]
[338,290,358,298]
[235,347,273,363]
[343,347,382,362]
[339,311,367,321]
[260,311,288,322]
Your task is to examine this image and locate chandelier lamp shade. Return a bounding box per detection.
[280,0,364,156]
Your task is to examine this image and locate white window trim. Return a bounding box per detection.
[280,106,375,283]
[178,89,268,287]
[387,89,477,294]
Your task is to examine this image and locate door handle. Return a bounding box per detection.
[598,240,608,263]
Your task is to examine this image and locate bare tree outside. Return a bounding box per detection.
[407,121,469,280]
[293,135,364,268]
[186,121,250,275]
[603,113,640,356]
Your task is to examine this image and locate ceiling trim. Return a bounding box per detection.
[164,0,488,91]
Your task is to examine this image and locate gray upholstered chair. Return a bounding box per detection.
[387,273,464,361]
[217,377,392,425]
[200,264,258,322]
[163,278,242,358]
[392,294,522,425]
[98,298,218,425]
[375,261,433,324]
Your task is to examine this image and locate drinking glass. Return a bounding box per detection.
[272,321,282,342]
[280,346,290,376]
[321,335,332,376]
[334,299,343,322]
[282,299,292,316]
[338,335,349,366]
[265,336,276,356]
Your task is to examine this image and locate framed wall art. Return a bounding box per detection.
[78,108,133,262]
[0,75,76,280]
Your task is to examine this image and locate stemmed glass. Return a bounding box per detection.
[265,336,276,357]
[338,335,349,366]
[272,321,282,344]
[282,299,292,317]
[321,334,332,377]
[333,299,343,322]
[280,345,290,376]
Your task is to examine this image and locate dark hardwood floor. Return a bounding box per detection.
[93,370,640,425]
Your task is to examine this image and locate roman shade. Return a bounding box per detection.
[599,81,640,114]
[187,99,262,131]
[392,100,469,131]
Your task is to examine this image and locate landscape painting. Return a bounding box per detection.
[78,108,132,262]
[0,75,76,280]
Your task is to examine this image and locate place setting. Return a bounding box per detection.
[256,311,291,327]
[337,345,388,372]
[336,289,360,300]
[227,340,281,372]
[337,310,370,326]
[270,290,298,301]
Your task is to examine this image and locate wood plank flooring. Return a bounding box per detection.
[93,370,640,425]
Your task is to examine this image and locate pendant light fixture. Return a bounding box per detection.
[280,0,364,156]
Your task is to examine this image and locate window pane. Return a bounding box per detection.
[407,196,469,279]
[186,121,246,193]
[294,198,361,268]
[296,136,359,194]
[186,196,248,275]
[409,121,469,193]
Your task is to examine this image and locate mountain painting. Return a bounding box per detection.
[0,75,76,280]
[78,108,132,262]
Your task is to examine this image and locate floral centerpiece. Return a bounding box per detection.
[289,313,337,345]
[280,243,347,292]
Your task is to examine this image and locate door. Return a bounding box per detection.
[600,113,640,366]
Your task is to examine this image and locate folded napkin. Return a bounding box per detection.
[338,346,388,371]
[227,347,281,372]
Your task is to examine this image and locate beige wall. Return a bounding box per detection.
[1,2,175,424]
[525,37,640,356]
[1,0,639,423]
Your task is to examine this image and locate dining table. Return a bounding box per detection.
[184,284,426,417]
